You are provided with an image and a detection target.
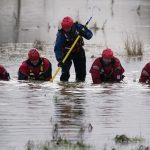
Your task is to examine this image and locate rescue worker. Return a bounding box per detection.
[0,64,10,80]
[54,16,93,82]
[90,48,125,84]
[18,48,52,81]
[139,62,150,83]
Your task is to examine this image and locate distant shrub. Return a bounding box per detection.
[124,35,143,56]
[33,40,46,51]
[114,134,144,144]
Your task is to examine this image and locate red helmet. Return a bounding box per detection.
[28,48,40,61]
[102,48,113,59]
[61,16,73,30]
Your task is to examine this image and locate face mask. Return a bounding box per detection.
[102,58,112,66]
[30,59,39,66]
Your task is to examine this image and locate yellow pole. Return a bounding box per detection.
[50,35,81,82]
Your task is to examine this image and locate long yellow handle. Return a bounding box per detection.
[50,35,81,82]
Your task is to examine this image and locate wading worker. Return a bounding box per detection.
[90,48,125,84]
[54,16,93,82]
[18,48,52,81]
[0,64,10,80]
[139,62,150,83]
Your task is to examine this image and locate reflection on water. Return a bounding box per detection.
[53,82,86,141]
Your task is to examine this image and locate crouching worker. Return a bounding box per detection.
[90,48,125,84]
[18,48,52,81]
[0,65,10,81]
[139,62,150,84]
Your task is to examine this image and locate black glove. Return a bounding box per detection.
[79,26,87,36]
[115,68,121,74]
[6,72,10,80]
[39,73,45,80]
[58,61,64,67]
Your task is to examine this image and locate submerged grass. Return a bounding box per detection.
[114,134,145,144]
[26,137,93,150]
[90,22,100,34]
[25,134,150,150]
[124,35,143,57]
[33,40,46,51]
[136,145,150,150]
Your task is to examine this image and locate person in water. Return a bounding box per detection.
[139,62,150,83]
[18,48,52,81]
[90,48,125,84]
[54,16,93,82]
[0,64,10,81]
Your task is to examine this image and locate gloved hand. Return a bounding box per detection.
[116,74,125,81]
[58,61,64,67]
[115,68,121,74]
[79,26,87,36]
[6,72,10,80]
[39,73,45,80]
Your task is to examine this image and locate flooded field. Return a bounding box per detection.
[0,0,150,150]
[0,44,150,150]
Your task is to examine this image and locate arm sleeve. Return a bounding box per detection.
[113,58,125,81]
[41,58,52,81]
[18,63,28,80]
[90,59,102,84]
[44,62,52,81]
[54,32,65,62]
[0,65,10,80]
[18,72,28,80]
[76,23,93,40]
[139,63,150,83]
